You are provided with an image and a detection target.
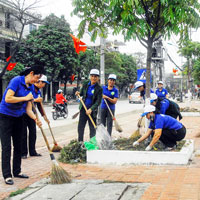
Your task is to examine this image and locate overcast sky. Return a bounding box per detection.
[32,0,200,74]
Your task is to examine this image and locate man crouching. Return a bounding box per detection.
[133,105,186,151]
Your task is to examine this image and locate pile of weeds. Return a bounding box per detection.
[59,140,86,164]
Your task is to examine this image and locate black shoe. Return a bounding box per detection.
[22,155,27,159]
[30,153,42,157]
[5,177,14,185]
[164,145,177,151]
[14,173,29,178]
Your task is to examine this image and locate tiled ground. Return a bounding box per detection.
[1,101,200,200]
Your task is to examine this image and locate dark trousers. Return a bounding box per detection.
[22,113,37,156]
[101,108,114,136]
[78,108,96,141]
[159,125,186,147]
[0,113,23,179]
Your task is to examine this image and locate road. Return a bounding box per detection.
[39,99,144,129]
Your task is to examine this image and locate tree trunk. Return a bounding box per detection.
[64,80,67,96]
[146,40,153,99]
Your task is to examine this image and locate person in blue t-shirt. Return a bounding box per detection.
[75,69,103,141]
[150,93,182,120]
[22,75,49,159]
[155,81,168,100]
[133,105,186,151]
[0,66,43,185]
[134,81,154,100]
[101,74,119,135]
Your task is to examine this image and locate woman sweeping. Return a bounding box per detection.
[75,69,102,141]
[101,74,119,135]
[0,66,43,185]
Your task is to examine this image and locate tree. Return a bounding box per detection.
[16,14,78,89]
[72,0,200,98]
[0,0,41,78]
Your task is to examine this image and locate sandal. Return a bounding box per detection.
[5,177,14,185]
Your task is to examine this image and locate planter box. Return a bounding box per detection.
[87,139,194,165]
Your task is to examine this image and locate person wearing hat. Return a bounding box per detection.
[75,69,103,141]
[0,66,43,185]
[133,105,186,151]
[150,93,182,120]
[21,75,50,159]
[55,89,68,114]
[100,74,119,135]
[134,81,154,100]
[155,81,168,100]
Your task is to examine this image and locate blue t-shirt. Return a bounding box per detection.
[31,85,42,99]
[156,88,168,99]
[101,85,119,110]
[160,99,170,114]
[0,76,32,117]
[85,82,96,109]
[149,114,183,130]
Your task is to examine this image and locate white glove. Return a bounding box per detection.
[132,141,139,147]
[145,145,152,151]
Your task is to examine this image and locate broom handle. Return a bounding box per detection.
[39,102,57,144]
[31,101,52,151]
[78,94,97,129]
[104,99,115,119]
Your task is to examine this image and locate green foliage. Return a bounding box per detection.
[58,139,86,164]
[4,63,25,81]
[104,52,137,91]
[9,188,28,197]
[72,0,200,97]
[15,14,78,82]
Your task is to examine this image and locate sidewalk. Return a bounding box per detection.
[1,101,200,199]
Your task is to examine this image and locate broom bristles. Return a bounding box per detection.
[72,111,79,119]
[50,162,71,184]
[114,119,123,132]
[51,144,62,152]
[130,129,140,139]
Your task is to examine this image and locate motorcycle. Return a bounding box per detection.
[52,102,68,120]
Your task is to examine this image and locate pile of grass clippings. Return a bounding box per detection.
[113,136,186,151]
[58,140,86,164]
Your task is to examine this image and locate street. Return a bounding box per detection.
[39,99,144,130]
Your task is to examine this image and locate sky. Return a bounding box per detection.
[30,0,200,74]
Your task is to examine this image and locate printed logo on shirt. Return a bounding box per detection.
[91,89,94,94]
[162,91,165,94]
[111,91,115,95]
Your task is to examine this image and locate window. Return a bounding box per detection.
[5,13,10,28]
[29,24,37,32]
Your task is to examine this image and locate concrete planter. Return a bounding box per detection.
[181,112,200,117]
[87,139,194,165]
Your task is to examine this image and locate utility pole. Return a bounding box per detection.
[100,37,105,85]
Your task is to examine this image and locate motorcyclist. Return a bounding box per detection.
[55,89,68,113]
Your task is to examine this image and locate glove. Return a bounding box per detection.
[145,145,152,151]
[132,141,139,147]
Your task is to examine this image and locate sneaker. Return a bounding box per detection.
[164,145,177,151]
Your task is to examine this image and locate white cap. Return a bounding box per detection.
[158,81,163,85]
[134,81,144,90]
[141,105,155,117]
[90,69,100,76]
[39,75,49,84]
[150,93,158,102]
[57,89,63,93]
[108,74,117,80]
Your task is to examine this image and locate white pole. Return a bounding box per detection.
[100,37,105,85]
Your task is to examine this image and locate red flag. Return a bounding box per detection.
[69,34,87,54]
[70,74,75,82]
[6,56,17,71]
[7,63,17,71]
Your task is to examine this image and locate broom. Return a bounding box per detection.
[130,116,144,139]
[40,103,62,152]
[31,102,71,184]
[104,99,122,132]
[72,111,80,119]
